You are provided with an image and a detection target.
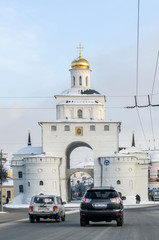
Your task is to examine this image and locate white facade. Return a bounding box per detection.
[11,50,150,204]
[12,147,61,204]
[98,148,149,204]
[70,68,91,89]
[148,151,159,191]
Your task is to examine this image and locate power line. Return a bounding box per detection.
[0,96,53,99]
[136,0,140,98]
[149,51,159,150]
[134,0,150,149]
[149,107,155,149]
[126,95,159,108]
[0,92,159,99]
[151,51,159,100]
[136,108,149,149]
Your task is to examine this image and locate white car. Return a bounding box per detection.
[28,195,65,223]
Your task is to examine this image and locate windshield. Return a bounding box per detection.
[33,197,54,204]
[85,190,118,199]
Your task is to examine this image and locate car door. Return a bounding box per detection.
[56,197,64,215]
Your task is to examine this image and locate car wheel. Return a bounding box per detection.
[56,213,62,222]
[29,216,35,223]
[86,220,89,225]
[80,219,86,226]
[61,214,65,221]
[36,217,40,222]
[117,216,124,226]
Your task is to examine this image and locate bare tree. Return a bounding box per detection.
[0,150,7,211]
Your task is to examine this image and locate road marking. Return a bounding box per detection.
[66,209,79,215]
[0,218,29,228]
[0,210,79,228]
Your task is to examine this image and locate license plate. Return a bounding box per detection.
[38,206,49,211]
[93,203,107,208]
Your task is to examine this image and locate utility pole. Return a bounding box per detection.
[0,150,7,212]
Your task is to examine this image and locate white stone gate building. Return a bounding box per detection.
[11,49,149,204]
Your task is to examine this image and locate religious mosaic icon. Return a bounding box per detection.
[75,127,83,136]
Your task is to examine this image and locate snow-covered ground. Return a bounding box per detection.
[2,200,159,210]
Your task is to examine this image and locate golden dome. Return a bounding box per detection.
[71,55,90,69]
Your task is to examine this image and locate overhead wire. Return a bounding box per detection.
[135,0,149,149]
[136,0,140,98]
[0,92,159,99]
[136,108,149,149]
[149,51,159,150]
[151,51,159,99]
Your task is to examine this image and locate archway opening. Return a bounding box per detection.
[65,142,94,201]
[70,146,94,169]
[70,171,93,201]
[65,141,93,169]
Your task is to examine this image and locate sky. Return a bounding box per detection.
[0,0,159,161]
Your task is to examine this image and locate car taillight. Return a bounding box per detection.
[29,206,33,212]
[82,198,91,203]
[53,206,58,211]
[116,212,121,216]
[110,197,120,204]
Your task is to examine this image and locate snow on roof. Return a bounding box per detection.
[23,153,61,159]
[14,146,42,155]
[58,88,101,96]
[119,146,143,154]
[3,178,13,186]
[99,152,130,158]
[58,99,101,105]
[39,120,120,124]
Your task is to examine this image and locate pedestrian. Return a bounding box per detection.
[136,194,140,204]
[6,196,9,204]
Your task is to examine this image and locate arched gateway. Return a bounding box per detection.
[40,48,120,202]
[11,47,121,204]
[65,141,94,201]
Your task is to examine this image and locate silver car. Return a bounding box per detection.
[28,195,65,223]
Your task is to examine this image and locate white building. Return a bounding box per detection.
[11,48,150,204]
[148,151,159,190]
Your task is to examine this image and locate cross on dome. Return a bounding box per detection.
[77,43,84,58]
[71,44,90,69]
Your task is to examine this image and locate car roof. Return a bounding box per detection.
[32,195,58,198]
[88,186,115,191]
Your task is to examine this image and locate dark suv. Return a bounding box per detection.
[80,187,125,226]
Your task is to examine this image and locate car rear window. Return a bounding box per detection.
[33,197,55,204]
[85,190,118,199]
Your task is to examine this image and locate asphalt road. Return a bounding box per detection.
[0,206,159,240]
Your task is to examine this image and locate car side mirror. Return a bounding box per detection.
[121,196,126,200]
[62,202,66,205]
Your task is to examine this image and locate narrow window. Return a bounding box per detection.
[64,125,70,131]
[28,182,30,187]
[86,76,88,86]
[148,169,150,178]
[104,125,109,131]
[117,180,121,185]
[73,76,75,86]
[79,76,82,86]
[90,125,95,131]
[18,171,23,178]
[39,181,44,186]
[51,125,57,131]
[19,185,23,193]
[77,109,82,118]
[7,190,11,199]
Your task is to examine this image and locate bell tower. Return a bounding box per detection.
[70,44,91,89]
